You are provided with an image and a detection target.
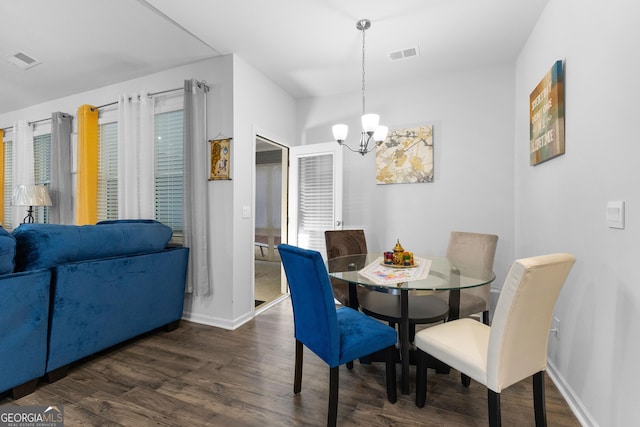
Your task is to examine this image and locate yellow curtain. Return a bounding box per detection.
[75,105,99,225]
[0,129,4,225]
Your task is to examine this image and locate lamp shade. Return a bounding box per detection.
[361,113,380,133]
[373,125,389,142]
[12,185,52,207]
[332,124,349,142]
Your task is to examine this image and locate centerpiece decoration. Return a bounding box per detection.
[383,239,415,268]
[361,239,430,285]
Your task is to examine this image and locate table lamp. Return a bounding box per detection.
[12,184,52,224]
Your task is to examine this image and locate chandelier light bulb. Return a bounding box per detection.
[361,113,379,134]
[332,124,349,142]
[373,125,389,142]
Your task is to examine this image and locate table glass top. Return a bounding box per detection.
[328,254,495,293]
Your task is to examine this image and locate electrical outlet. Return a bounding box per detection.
[551,316,560,339]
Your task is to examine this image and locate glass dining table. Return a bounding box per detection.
[328,253,495,395]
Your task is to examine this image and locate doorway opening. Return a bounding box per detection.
[254,136,288,309]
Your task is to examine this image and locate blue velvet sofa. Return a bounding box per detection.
[0,227,51,399]
[5,219,189,395]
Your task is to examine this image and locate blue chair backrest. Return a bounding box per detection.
[278,244,340,366]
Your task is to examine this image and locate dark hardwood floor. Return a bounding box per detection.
[1,299,580,426]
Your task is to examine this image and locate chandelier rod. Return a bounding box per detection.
[360,19,368,116]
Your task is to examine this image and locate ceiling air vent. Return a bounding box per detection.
[6,51,41,70]
[388,46,419,62]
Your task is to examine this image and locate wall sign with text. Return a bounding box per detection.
[530,60,565,166]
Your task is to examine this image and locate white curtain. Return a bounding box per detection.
[183,79,211,295]
[117,91,155,219]
[12,120,34,225]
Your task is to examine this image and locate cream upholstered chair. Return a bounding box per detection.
[437,231,498,324]
[415,253,575,427]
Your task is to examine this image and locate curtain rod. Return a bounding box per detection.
[1,82,206,132]
[94,86,184,110]
[1,117,52,132]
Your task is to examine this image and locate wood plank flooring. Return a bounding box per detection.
[1,299,580,426]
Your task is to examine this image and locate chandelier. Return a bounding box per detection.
[332,19,388,156]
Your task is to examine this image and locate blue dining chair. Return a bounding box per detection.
[277,244,398,427]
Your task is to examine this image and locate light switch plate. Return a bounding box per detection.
[606,201,624,229]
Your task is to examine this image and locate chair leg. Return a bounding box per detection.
[482,310,490,325]
[385,345,397,403]
[461,373,471,387]
[328,367,339,427]
[415,349,427,408]
[409,323,416,343]
[488,389,501,427]
[294,340,303,394]
[533,371,547,427]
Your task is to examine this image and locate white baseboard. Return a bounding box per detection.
[182,310,253,330]
[547,360,599,427]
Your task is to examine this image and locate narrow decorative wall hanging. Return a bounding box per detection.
[209,137,232,180]
[375,125,433,184]
[530,60,565,166]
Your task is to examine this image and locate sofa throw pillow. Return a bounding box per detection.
[13,221,172,271]
[0,226,16,274]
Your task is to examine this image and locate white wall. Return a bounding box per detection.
[297,64,516,292]
[0,58,226,127]
[515,1,640,425]
[181,55,297,328]
[0,54,299,332]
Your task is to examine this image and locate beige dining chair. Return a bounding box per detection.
[414,253,576,427]
[437,231,499,325]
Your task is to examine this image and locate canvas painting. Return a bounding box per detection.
[376,125,433,184]
[530,60,565,165]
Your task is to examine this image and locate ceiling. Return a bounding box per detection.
[0,0,548,116]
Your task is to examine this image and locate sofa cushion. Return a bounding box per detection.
[0,227,16,275]
[13,221,172,271]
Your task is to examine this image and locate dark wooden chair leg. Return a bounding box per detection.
[461,373,471,387]
[533,371,547,427]
[415,349,427,407]
[409,323,416,343]
[385,345,397,403]
[482,310,490,325]
[11,378,39,399]
[328,367,339,427]
[294,340,303,394]
[488,389,501,427]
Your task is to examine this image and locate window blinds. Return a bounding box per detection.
[96,109,184,242]
[297,153,334,255]
[154,110,184,241]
